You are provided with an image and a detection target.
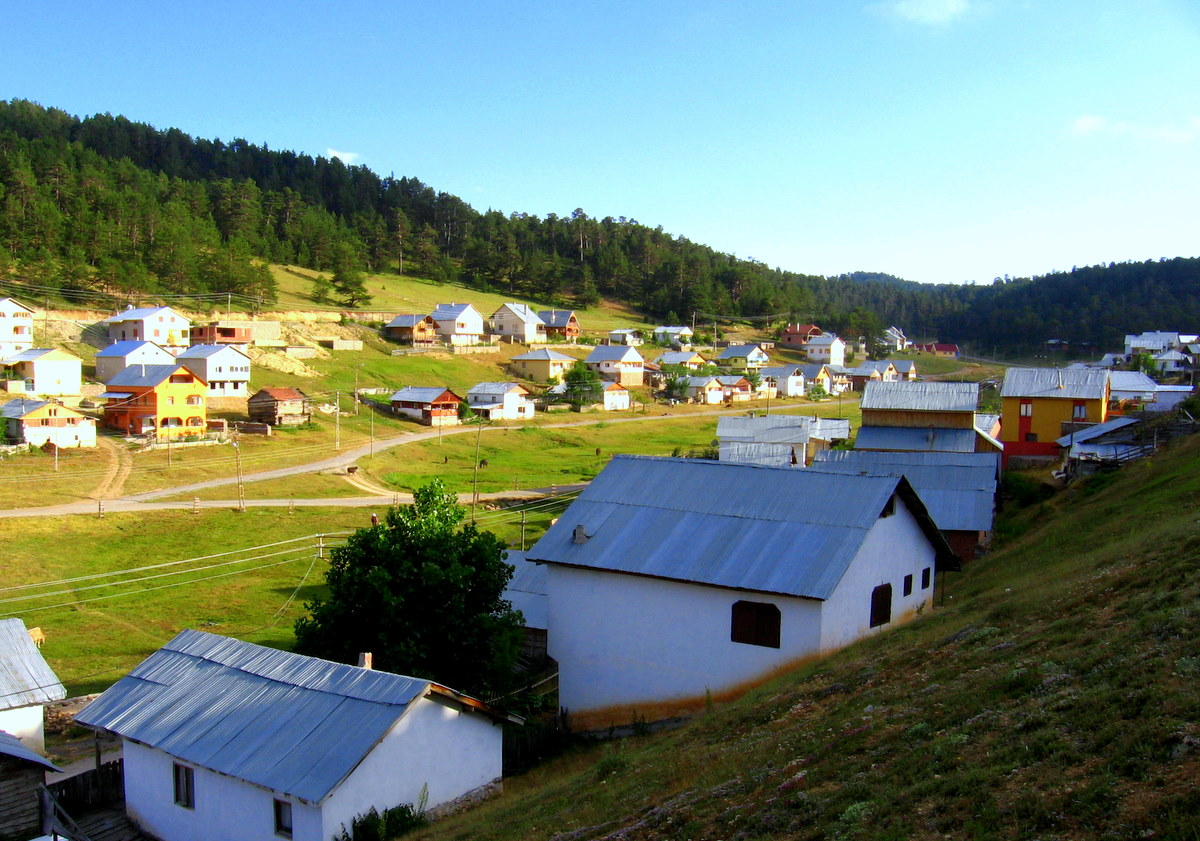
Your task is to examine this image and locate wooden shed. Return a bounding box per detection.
[0,730,61,839]
[247,388,312,426]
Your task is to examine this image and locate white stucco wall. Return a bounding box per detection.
[0,705,45,751]
[320,695,502,839]
[547,567,823,722]
[25,359,81,396]
[818,495,937,653]
[21,418,97,448]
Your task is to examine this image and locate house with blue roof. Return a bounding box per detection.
[430,303,485,346]
[0,619,66,752]
[176,344,252,397]
[95,340,175,383]
[527,455,956,729]
[76,630,515,841]
[490,303,546,344]
[102,306,191,348]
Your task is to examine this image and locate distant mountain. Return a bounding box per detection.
[0,99,1196,352]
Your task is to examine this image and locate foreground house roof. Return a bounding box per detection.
[0,619,66,709]
[855,426,978,453]
[106,364,194,388]
[75,630,508,804]
[528,455,956,600]
[1001,367,1109,400]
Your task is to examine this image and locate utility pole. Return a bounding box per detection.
[521,510,527,550]
[334,391,341,452]
[233,434,245,512]
[354,367,360,415]
[470,419,484,523]
[369,408,374,457]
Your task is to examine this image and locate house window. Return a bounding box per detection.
[921,567,931,589]
[1024,432,1038,442]
[1019,401,1032,417]
[730,600,781,648]
[1072,403,1087,420]
[274,799,293,838]
[903,574,913,596]
[869,584,892,628]
[173,763,195,808]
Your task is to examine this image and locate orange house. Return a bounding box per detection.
[1000,368,1109,460]
[101,364,207,440]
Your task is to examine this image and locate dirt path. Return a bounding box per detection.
[91,436,133,500]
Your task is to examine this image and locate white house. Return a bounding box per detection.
[883,326,908,352]
[682,375,724,404]
[1153,349,1189,373]
[491,304,546,344]
[527,456,957,730]
[607,328,643,347]
[95,340,176,383]
[466,382,536,421]
[653,351,706,370]
[430,303,486,346]
[652,325,693,347]
[0,619,66,751]
[1123,331,1181,357]
[601,381,631,411]
[176,344,252,397]
[75,630,516,841]
[102,306,191,349]
[805,334,846,367]
[759,365,806,397]
[585,346,644,387]
[0,298,35,358]
[2,348,82,396]
[1,399,97,448]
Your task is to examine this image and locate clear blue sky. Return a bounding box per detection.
[6,1,1198,284]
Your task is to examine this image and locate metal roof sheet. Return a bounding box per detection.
[855,426,977,453]
[861,381,978,412]
[95,340,170,358]
[1054,416,1141,447]
[759,366,802,379]
[176,344,249,361]
[430,303,477,322]
[538,310,576,328]
[720,441,798,467]
[0,729,61,771]
[0,399,50,419]
[586,346,642,363]
[495,303,543,323]
[389,386,458,404]
[716,344,765,360]
[3,348,57,363]
[467,382,526,396]
[527,456,918,600]
[814,448,1000,478]
[513,348,574,361]
[0,619,66,710]
[75,630,436,804]
[1001,367,1109,399]
[385,314,431,328]
[106,364,188,388]
[102,307,184,323]
[503,552,548,630]
[654,352,704,366]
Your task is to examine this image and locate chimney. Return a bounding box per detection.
[573,524,590,544]
[358,652,373,670]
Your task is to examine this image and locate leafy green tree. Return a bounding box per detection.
[563,360,602,408]
[294,481,523,698]
[330,242,371,307]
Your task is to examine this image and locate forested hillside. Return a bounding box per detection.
[1,99,1197,351]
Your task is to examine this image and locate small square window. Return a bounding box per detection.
[870,584,892,628]
[903,574,913,596]
[1019,402,1032,417]
[274,799,293,838]
[921,567,931,589]
[731,600,781,648]
[173,763,194,809]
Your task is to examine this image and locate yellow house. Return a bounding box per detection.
[511,348,578,383]
[102,364,207,440]
[1000,368,1109,460]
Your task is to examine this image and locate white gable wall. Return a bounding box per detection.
[819,495,937,653]
[0,705,46,751]
[547,566,823,724]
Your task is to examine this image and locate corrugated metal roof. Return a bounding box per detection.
[102,307,183,323]
[861,381,978,412]
[3,348,57,363]
[0,729,61,771]
[95,340,169,358]
[718,416,847,443]
[513,348,574,361]
[385,314,429,328]
[654,352,703,366]
[684,376,719,387]
[467,382,525,396]
[716,344,765,360]
[0,399,49,419]
[176,344,248,361]
[107,365,186,388]
[806,334,842,347]
[715,376,749,386]
[810,450,997,531]
[1001,367,1109,399]
[503,552,548,630]
[495,303,543,323]
[759,366,802,379]
[538,310,575,328]
[75,630,436,804]
[0,619,66,709]
[98,391,134,399]
[1054,416,1141,447]
[586,346,642,363]
[855,426,977,453]
[390,386,458,404]
[527,455,946,600]
[719,441,797,468]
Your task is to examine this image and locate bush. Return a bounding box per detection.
[1001,472,1055,508]
[336,800,428,841]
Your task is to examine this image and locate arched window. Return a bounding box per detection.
[870,584,892,628]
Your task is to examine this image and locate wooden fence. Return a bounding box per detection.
[47,760,124,814]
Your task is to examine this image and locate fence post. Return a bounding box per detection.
[97,500,104,518]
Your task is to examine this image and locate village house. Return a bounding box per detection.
[2,348,82,396]
[841,363,884,391]
[653,350,707,371]
[190,319,282,346]
[799,363,836,395]
[527,456,957,729]
[606,328,643,346]
[1054,416,1151,479]
[0,297,34,358]
[1000,367,1110,461]
[812,450,999,563]
[176,344,252,397]
[652,325,693,347]
[466,382,536,421]
[715,375,753,402]
[430,303,486,346]
[501,551,549,666]
[914,343,959,358]
[389,386,463,426]
[779,323,823,350]
[682,375,724,404]
[804,334,846,367]
[1107,370,1158,406]
[759,365,806,397]
[600,381,631,411]
[584,345,644,387]
[75,630,515,841]
[882,326,908,352]
[1153,349,1190,374]
[510,348,577,383]
[491,303,547,344]
[382,314,439,347]
[0,619,66,752]
[891,359,918,381]
[1123,331,1187,357]
[537,310,581,342]
[715,343,770,372]
[1,399,97,448]
[95,340,176,383]
[247,388,313,426]
[854,381,1000,455]
[102,306,191,349]
[717,415,850,467]
[101,364,207,439]
[0,729,62,840]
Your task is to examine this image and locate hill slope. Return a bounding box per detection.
[413,435,1200,841]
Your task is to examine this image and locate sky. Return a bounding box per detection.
[5,1,1199,284]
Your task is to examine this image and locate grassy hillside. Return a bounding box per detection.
[408,434,1200,841]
